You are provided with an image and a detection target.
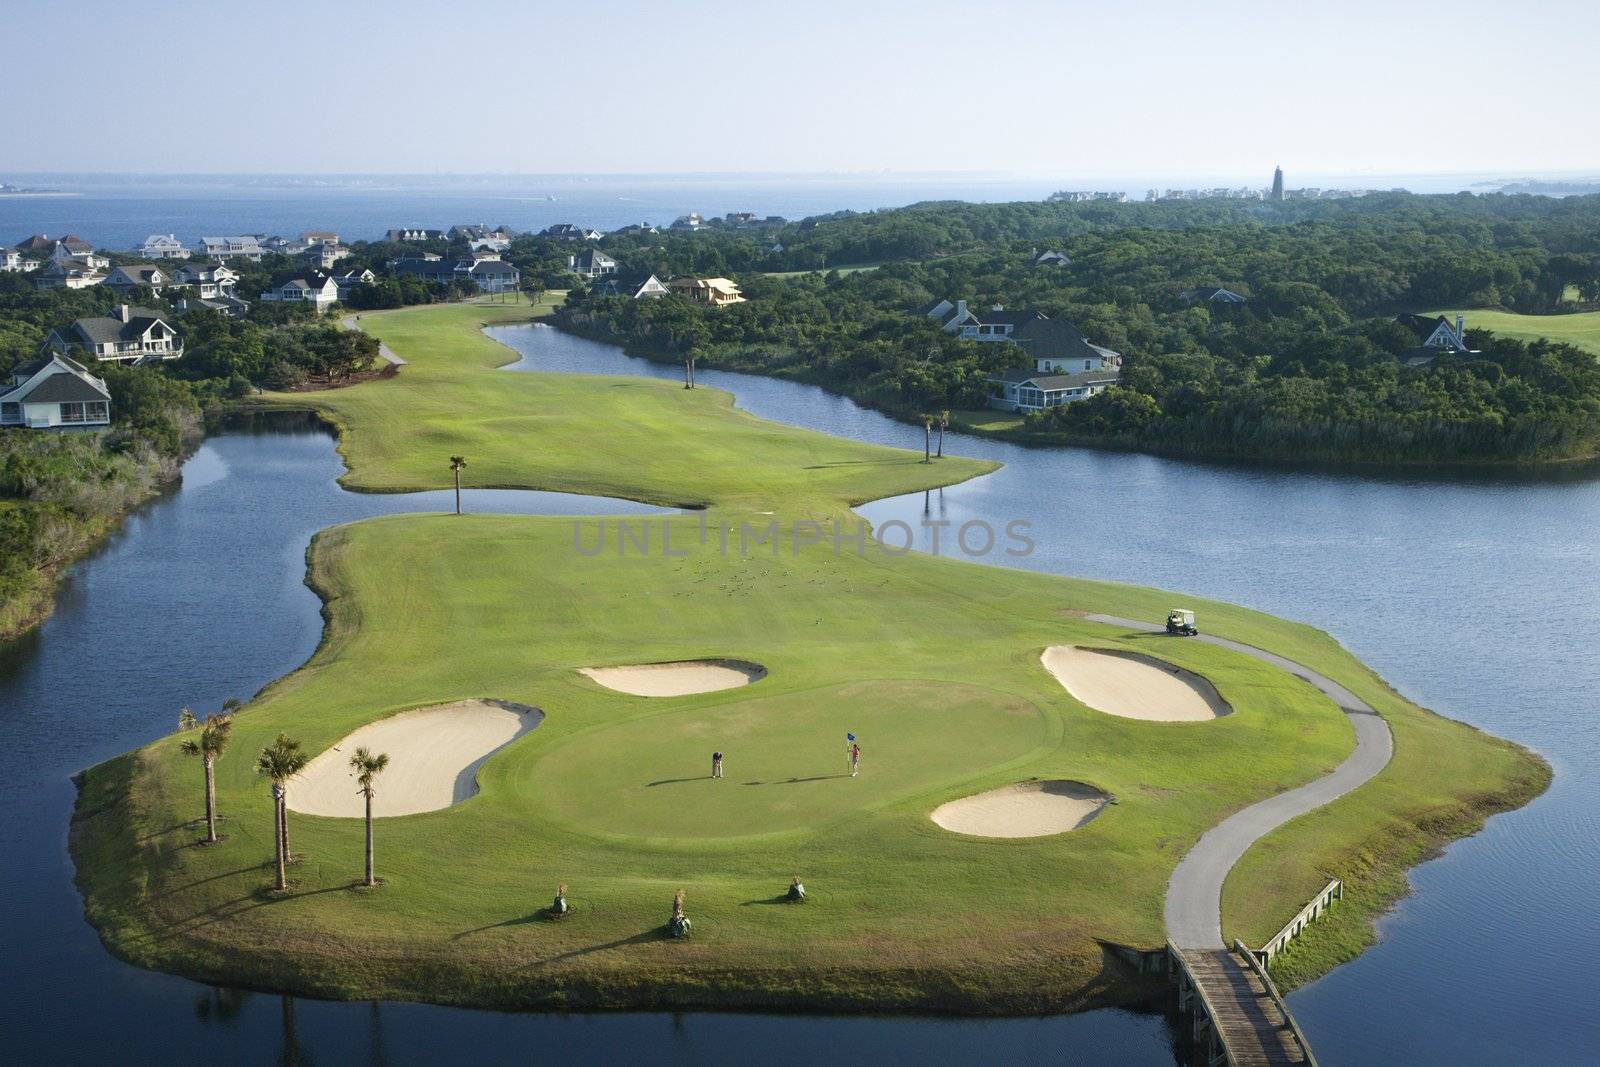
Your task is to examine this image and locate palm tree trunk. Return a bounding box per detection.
[684,357,692,389]
[453,469,461,515]
[937,424,945,458]
[280,792,292,864]
[273,794,287,890]
[923,424,931,462]
[364,790,375,886]
[203,756,217,843]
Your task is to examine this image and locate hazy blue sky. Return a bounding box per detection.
[5,0,1597,177]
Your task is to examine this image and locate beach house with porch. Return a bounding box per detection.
[0,354,112,430]
[669,277,745,305]
[47,305,184,364]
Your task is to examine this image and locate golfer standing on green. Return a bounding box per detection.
[849,737,861,778]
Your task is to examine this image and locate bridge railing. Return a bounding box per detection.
[1251,878,1342,967]
[1166,942,1236,1067]
[1232,939,1320,1067]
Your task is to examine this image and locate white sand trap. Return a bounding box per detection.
[931,780,1110,838]
[579,659,766,697]
[287,699,542,818]
[1042,646,1230,722]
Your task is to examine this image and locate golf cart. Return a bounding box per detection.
[1166,608,1198,637]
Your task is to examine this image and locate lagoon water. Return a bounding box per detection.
[2,322,1597,1063]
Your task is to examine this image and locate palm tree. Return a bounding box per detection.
[449,455,467,515]
[178,705,235,844]
[349,747,390,887]
[938,410,949,458]
[255,734,308,891]
[922,414,933,462]
[683,351,697,389]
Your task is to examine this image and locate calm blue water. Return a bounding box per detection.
[493,324,1600,1065]
[0,175,1060,252]
[0,170,1505,252]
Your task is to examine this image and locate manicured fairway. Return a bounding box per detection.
[265,299,993,514]
[1430,307,1600,357]
[70,301,1548,1013]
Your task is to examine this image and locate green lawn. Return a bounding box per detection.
[69,301,1548,1012]
[1431,307,1600,357]
[261,299,992,515]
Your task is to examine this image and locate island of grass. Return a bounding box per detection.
[70,302,1548,1014]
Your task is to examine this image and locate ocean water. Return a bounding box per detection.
[0,170,1519,252]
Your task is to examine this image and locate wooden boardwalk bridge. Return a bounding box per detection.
[1171,943,1318,1066]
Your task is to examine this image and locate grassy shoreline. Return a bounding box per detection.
[69,300,1549,1015]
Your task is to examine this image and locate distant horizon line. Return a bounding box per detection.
[5,167,1599,182]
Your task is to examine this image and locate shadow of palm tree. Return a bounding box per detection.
[451,911,547,940]
[523,927,669,969]
[739,894,794,906]
[742,774,847,785]
[646,776,710,787]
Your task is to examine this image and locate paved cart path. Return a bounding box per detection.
[1085,614,1394,949]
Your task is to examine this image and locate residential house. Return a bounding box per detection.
[104,264,171,297]
[174,294,250,318]
[724,212,759,226]
[1181,286,1248,305]
[55,234,96,256]
[0,354,112,430]
[331,268,376,301]
[592,273,669,299]
[669,277,745,306]
[34,260,105,290]
[300,241,350,270]
[611,222,657,236]
[392,257,521,293]
[451,224,512,242]
[569,248,618,279]
[386,228,445,242]
[470,237,511,253]
[463,258,520,293]
[1007,317,1120,375]
[260,275,340,313]
[200,235,265,261]
[261,235,312,256]
[15,234,56,255]
[670,213,704,231]
[540,223,598,241]
[1031,249,1071,267]
[172,263,240,299]
[302,230,339,245]
[932,302,1045,341]
[1396,313,1475,366]
[139,234,191,259]
[1,248,24,272]
[50,241,109,271]
[47,305,183,363]
[987,367,1121,413]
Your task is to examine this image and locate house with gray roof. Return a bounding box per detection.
[591,273,669,300]
[1181,286,1248,305]
[200,235,265,261]
[139,234,191,259]
[1009,317,1121,374]
[173,263,239,299]
[47,305,183,363]
[0,354,112,430]
[569,248,618,279]
[174,294,251,319]
[260,275,340,313]
[34,259,106,290]
[105,264,172,297]
[987,366,1121,414]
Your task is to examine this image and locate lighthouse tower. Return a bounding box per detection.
[1270,166,1285,202]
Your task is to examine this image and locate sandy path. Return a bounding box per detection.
[579,659,765,697]
[287,699,542,818]
[1042,645,1230,721]
[930,780,1109,838]
[1084,614,1394,950]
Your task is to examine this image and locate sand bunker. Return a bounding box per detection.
[579,659,766,697]
[287,699,542,818]
[1042,646,1230,722]
[931,780,1109,838]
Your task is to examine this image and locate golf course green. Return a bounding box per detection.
[70,300,1548,1013]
